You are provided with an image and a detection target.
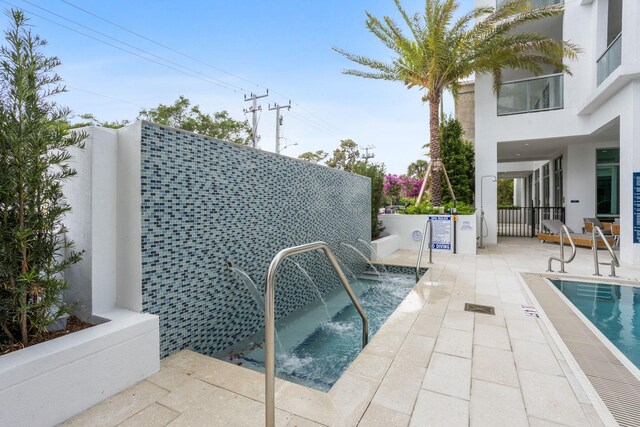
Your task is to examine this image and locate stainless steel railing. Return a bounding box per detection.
[597,33,622,86]
[264,241,369,427]
[416,219,433,280]
[592,226,620,277]
[547,224,576,273]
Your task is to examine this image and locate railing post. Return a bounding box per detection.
[593,227,601,277]
[530,206,536,238]
[264,242,369,427]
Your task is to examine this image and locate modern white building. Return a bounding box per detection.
[474,0,640,265]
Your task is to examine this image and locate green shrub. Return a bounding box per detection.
[0,10,85,346]
[352,162,386,239]
[398,200,476,215]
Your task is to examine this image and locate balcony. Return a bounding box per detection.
[497,74,563,116]
[597,33,622,86]
[497,0,563,8]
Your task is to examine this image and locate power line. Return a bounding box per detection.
[1,1,240,93]
[287,111,337,136]
[57,0,342,133]
[16,0,244,93]
[59,0,262,91]
[65,85,144,108]
[6,0,343,136]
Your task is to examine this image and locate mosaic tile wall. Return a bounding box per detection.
[140,122,371,357]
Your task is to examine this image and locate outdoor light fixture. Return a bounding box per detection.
[479,175,497,249]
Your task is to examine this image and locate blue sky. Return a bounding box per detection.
[1,0,475,174]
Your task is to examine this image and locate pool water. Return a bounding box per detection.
[551,279,640,368]
[219,273,417,391]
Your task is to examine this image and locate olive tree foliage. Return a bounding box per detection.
[325,139,360,172]
[298,150,328,164]
[138,95,252,145]
[70,113,129,129]
[334,0,579,205]
[0,10,85,346]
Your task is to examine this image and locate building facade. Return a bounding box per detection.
[474,0,640,265]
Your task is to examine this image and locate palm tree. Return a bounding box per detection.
[334,0,579,206]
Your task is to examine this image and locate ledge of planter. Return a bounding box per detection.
[0,309,159,426]
[371,235,400,260]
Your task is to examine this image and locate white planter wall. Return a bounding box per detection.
[0,310,159,426]
[371,235,399,260]
[380,214,477,255]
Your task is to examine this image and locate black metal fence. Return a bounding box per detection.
[497,206,565,237]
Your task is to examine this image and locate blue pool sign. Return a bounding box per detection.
[428,215,453,252]
[634,172,640,244]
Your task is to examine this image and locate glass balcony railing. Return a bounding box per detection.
[497,74,564,116]
[497,0,563,8]
[597,33,622,86]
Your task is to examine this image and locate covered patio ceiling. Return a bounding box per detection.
[497,117,619,163]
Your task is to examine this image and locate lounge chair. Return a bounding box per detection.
[583,217,612,235]
[538,219,615,248]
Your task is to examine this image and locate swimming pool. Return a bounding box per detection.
[550,279,640,369]
[218,272,417,391]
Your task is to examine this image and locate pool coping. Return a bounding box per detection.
[167,263,440,426]
[519,271,640,427]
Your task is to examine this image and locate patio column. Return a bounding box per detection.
[619,80,640,265]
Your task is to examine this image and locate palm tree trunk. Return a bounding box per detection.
[429,92,442,206]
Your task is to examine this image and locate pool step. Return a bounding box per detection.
[575,283,616,301]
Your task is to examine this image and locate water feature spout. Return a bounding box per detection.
[356,238,388,273]
[341,242,381,278]
[290,260,332,321]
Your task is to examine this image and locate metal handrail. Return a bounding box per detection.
[596,32,622,64]
[500,72,563,86]
[547,225,576,273]
[264,241,369,427]
[592,226,620,277]
[416,219,433,280]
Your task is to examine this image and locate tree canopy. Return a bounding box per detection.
[325,139,360,172]
[334,0,579,205]
[138,96,252,145]
[298,150,328,164]
[407,159,429,179]
[439,117,474,205]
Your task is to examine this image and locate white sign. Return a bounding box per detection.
[521,304,539,318]
[428,215,453,252]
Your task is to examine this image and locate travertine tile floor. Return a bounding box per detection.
[62,238,640,426]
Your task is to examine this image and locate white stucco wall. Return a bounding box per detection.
[64,127,119,317]
[116,122,143,312]
[474,0,640,264]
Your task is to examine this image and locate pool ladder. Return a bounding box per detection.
[264,241,369,427]
[416,219,433,280]
[547,224,576,273]
[592,226,619,277]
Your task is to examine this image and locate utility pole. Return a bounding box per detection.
[244,91,269,148]
[268,101,291,154]
[361,145,375,163]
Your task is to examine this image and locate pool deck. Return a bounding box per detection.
[62,238,640,426]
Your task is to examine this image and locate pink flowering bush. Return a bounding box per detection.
[383,174,423,205]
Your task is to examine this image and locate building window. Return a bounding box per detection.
[596,148,619,219]
[553,156,563,206]
[542,164,550,207]
[527,174,533,207]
